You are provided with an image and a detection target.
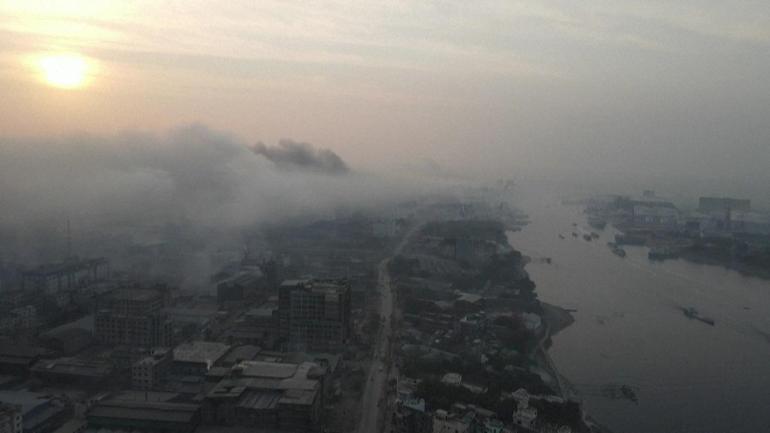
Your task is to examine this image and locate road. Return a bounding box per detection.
[356,222,421,433]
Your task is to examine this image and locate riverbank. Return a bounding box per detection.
[509,196,770,433]
[541,301,575,337]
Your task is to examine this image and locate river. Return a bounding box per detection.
[508,195,770,433]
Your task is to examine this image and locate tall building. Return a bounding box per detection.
[278,279,351,353]
[95,288,172,347]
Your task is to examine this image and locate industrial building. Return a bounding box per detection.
[172,342,231,376]
[30,357,114,387]
[87,399,200,433]
[202,360,325,432]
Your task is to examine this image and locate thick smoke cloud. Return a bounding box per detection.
[250,140,349,175]
[0,125,420,272]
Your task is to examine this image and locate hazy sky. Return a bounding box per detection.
[1,1,769,189]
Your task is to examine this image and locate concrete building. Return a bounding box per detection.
[172,342,231,376]
[227,302,278,348]
[512,388,538,430]
[278,279,351,352]
[31,357,114,387]
[0,403,22,433]
[21,258,108,294]
[202,360,325,432]
[433,409,469,433]
[699,197,751,213]
[87,399,200,433]
[394,397,432,433]
[132,348,173,390]
[0,340,48,376]
[95,289,172,348]
[0,391,68,433]
[0,306,37,335]
[631,205,679,229]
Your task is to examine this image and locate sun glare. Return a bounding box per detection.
[38,54,90,89]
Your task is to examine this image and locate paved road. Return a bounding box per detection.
[356,223,421,433]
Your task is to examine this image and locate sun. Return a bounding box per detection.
[38,54,91,89]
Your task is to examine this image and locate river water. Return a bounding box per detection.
[508,196,770,433]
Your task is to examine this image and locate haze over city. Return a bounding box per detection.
[1,3,770,433]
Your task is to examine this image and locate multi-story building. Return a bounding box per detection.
[0,306,37,335]
[278,279,351,353]
[95,288,172,348]
[0,403,22,433]
[132,348,172,390]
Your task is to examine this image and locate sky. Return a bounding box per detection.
[1,1,769,193]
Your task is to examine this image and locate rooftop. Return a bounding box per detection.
[173,341,231,366]
[88,400,199,424]
[31,357,113,378]
[112,288,163,302]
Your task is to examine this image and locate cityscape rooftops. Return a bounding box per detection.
[31,357,113,378]
[173,341,231,366]
[88,400,199,424]
[111,288,163,302]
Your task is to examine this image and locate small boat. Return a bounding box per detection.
[612,246,627,258]
[682,307,715,326]
[620,385,638,404]
[588,217,607,230]
[649,247,678,261]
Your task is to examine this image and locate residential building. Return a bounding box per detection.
[0,306,37,335]
[278,279,351,352]
[394,397,432,433]
[95,288,172,348]
[0,403,22,433]
[132,348,172,390]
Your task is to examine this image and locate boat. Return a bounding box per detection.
[588,216,607,230]
[682,307,715,326]
[620,385,638,404]
[648,246,678,261]
[611,246,627,258]
[615,233,646,246]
